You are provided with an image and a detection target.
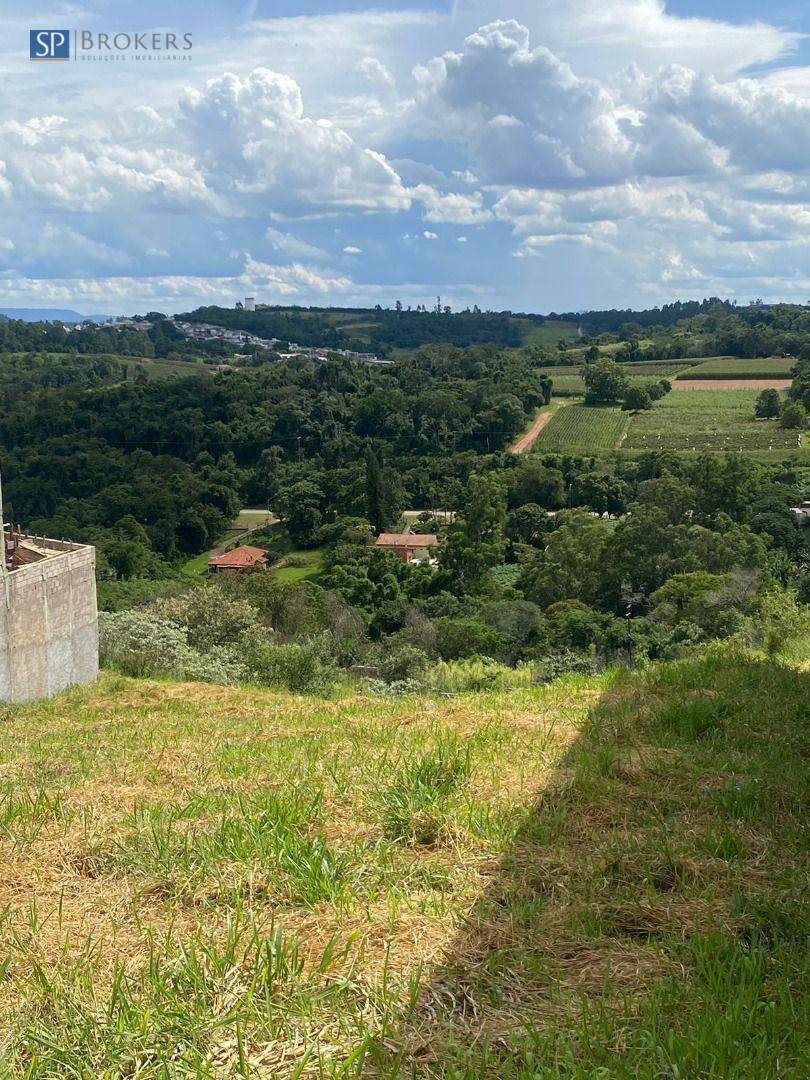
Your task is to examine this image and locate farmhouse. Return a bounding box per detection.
[1,479,99,703]
[208,545,269,573]
[374,532,439,564]
[790,501,810,526]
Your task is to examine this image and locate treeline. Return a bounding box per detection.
[179,305,524,353]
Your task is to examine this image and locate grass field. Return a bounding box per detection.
[539,362,696,397]
[624,389,802,452]
[622,361,696,376]
[0,644,806,1075]
[534,403,629,452]
[517,319,581,347]
[271,548,324,583]
[676,356,796,379]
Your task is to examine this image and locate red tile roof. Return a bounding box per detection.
[375,533,439,548]
[209,545,268,568]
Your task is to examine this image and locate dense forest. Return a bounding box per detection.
[0,346,551,574]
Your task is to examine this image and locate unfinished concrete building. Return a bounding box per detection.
[0,475,99,703]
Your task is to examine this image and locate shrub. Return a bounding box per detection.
[780,401,806,430]
[98,611,246,684]
[434,617,506,661]
[150,587,263,651]
[239,639,337,693]
[378,644,428,684]
[427,657,536,693]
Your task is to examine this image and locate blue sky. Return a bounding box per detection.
[1,0,809,314]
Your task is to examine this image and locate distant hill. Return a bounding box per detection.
[0,308,111,323]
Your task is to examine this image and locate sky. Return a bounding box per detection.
[0,0,809,315]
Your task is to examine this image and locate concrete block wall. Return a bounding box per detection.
[0,542,99,703]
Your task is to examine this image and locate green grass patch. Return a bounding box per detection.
[0,646,805,1074]
[677,356,795,379]
[271,548,323,582]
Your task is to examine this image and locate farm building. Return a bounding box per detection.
[208,545,269,573]
[790,502,810,526]
[374,532,439,564]
[0,478,99,703]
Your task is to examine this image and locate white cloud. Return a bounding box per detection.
[264,226,330,261]
[178,68,410,213]
[410,183,493,223]
[355,56,396,92]
[343,245,362,254]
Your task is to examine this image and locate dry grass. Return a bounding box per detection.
[0,649,806,1076]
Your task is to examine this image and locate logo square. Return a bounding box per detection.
[30,30,70,60]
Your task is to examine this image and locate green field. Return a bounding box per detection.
[539,370,586,395]
[622,361,696,376]
[534,404,629,452]
[540,362,696,397]
[624,389,802,452]
[270,548,323,582]
[676,356,795,379]
[517,319,581,347]
[0,644,806,1074]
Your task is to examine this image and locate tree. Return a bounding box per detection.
[780,401,807,429]
[581,359,629,404]
[508,459,565,509]
[520,511,612,608]
[622,385,652,412]
[505,503,552,545]
[570,471,629,516]
[755,388,782,419]
[440,473,507,591]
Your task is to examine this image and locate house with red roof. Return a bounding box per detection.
[208,545,269,573]
[374,532,439,564]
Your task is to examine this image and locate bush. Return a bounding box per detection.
[239,639,337,693]
[427,657,536,693]
[150,587,263,651]
[378,644,428,684]
[434,617,506,661]
[780,402,806,430]
[98,611,246,684]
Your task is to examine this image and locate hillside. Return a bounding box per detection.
[0,646,806,1075]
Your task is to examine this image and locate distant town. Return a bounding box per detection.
[83,298,391,366]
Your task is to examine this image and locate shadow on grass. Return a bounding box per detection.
[361,647,810,1078]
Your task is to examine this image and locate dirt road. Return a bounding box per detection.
[674,379,792,391]
[509,407,555,454]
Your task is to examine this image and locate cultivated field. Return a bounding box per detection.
[533,404,629,452]
[541,362,696,397]
[623,389,802,452]
[676,356,796,379]
[675,379,793,391]
[0,648,806,1075]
